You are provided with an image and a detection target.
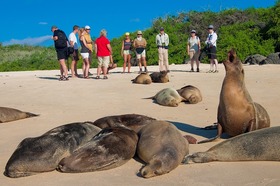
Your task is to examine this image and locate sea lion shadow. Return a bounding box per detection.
[168,121,221,139]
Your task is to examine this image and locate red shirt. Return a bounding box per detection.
[95,36,110,57]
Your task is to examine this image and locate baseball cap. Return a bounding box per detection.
[208,25,214,29]
[191,30,196,33]
[160,27,164,31]
[85,25,91,30]
[125,32,130,36]
[137,30,142,35]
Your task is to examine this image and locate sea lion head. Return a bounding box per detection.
[223,48,244,79]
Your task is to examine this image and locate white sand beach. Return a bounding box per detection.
[0,63,280,186]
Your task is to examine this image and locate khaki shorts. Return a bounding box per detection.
[123,50,132,55]
[98,56,110,68]
[189,50,200,61]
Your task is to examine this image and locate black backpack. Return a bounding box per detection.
[55,30,68,49]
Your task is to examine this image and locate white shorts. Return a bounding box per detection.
[136,49,146,59]
[123,50,132,55]
[97,56,110,68]
[81,53,89,59]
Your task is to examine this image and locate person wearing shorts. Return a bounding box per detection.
[51,25,69,81]
[205,24,218,73]
[187,30,201,72]
[133,30,148,73]
[79,27,91,78]
[121,32,133,73]
[94,29,113,79]
[68,25,80,78]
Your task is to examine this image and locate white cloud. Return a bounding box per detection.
[39,22,48,25]
[130,18,140,22]
[2,35,53,46]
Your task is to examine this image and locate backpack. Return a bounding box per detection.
[55,30,68,49]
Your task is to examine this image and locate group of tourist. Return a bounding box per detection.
[51,24,218,81]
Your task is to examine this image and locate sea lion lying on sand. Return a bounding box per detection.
[150,71,169,83]
[177,85,202,104]
[199,48,270,143]
[57,126,138,173]
[132,73,152,84]
[4,122,101,178]
[0,107,38,123]
[146,88,185,107]
[185,126,280,163]
[137,120,189,178]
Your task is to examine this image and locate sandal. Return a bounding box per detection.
[206,70,213,73]
[95,76,100,79]
[213,70,219,73]
[103,76,108,79]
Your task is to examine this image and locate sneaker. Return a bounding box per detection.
[138,68,143,74]
[95,76,100,79]
[144,68,148,73]
[196,68,200,72]
[103,76,108,79]
[190,68,194,72]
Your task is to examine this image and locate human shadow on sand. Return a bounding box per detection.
[38,77,60,80]
[168,121,229,139]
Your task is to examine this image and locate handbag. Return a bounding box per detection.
[67,46,74,55]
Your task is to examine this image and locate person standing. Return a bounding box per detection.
[187,30,201,72]
[94,29,113,79]
[83,25,93,72]
[51,25,69,81]
[68,25,80,78]
[156,27,170,72]
[121,32,133,73]
[79,28,91,79]
[205,24,218,73]
[133,31,148,73]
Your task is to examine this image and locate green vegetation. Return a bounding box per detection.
[1,2,280,72]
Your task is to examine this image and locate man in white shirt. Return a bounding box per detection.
[205,24,218,73]
[69,25,79,77]
[156,27,170,72]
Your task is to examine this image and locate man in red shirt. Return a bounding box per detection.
[94,29,113,79]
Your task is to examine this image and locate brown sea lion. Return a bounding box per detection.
[57,126,138,173]
[137,120,189,178]
[177,85,202,104]
[131,73,152,84]
[150,71,169,83]
[146,88,185,107]
[199,48,270,143]
[0,107,38,123]
[185,126,280,163]
[91,114,156,133]
[4,122,101,178]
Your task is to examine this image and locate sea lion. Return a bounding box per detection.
[185,126,280,163]
[0,107,38,123]
[150,71,169,83]
[146,88,185,107]
[57,126,138,173]
[4,122,101,178]
[137,120,189,178]
[177,85,202,104]
[131,73,152,84]
[199,48,270,143]
[91,114,156,133]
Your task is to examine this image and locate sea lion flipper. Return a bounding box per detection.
[198,123,223,144]
[26,112,39,118]
[201,123,218,130]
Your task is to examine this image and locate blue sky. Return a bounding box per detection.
[0,0,276,47]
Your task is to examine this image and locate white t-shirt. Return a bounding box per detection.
[69,32,78,50]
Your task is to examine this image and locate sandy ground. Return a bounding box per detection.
[0,63,280,186]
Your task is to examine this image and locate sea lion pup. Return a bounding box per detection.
[199,48,270,143]
[4,122,101,178]
[137,120,189,178]
[146,88,185,107]
[0,107,38,123]
[149,71,169,83]
[177,85,202,104]
[185,126,280,163]
[131,73,152,84]
[57,126,138,173]
[91,114,156,133]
